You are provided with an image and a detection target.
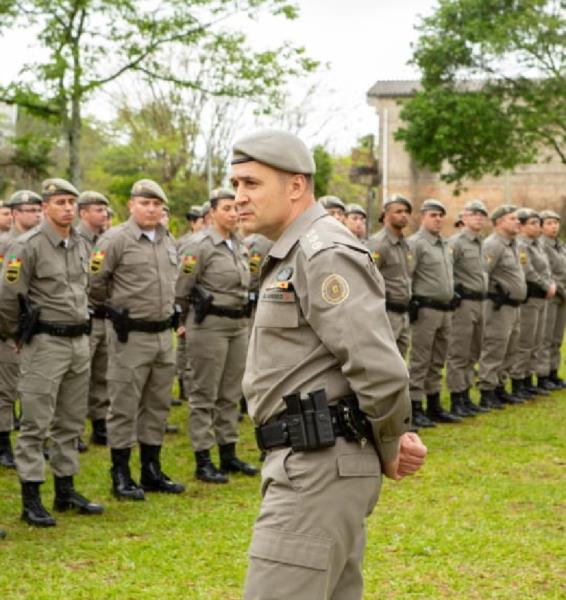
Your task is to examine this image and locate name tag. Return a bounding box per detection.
[262,289,296,303]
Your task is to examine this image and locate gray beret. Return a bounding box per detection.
[319,195,345,211]
[540,209,561,222]
[41,178,79,199]
[454,212,464,226]
[8,190,42,206]
[383,194,413,213]
[78,190,109,206]
[463,199,488,216]
[131,179,168,205]
[516,207,540,223]
[420,198,446,215]
[490,204,517,223]
[201,201,211,216]
[186,205,203,220]
[106,206,114,216]
[231,129,316,175]
[345,203,367,218]
[0,200,8,208]
[210,187,236,202]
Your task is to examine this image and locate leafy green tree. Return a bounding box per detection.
[0,0,317,186]
[313,145,332,198]
[395,0,565,188]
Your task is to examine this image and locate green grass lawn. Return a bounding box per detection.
[1,381,565,598]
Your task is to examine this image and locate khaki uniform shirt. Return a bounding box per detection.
[243,203,411,464]
[408,228,454,303]
[76,221,100,252]
[243,233,273,294]
[89,218,177,321]
[366,226,412,304]
[518,235,553,292]
[448,228,488,293]
[0,220,89,337]
[483,232,527,300]
[176,230,196,253]
[541,235,566,298]
[175,227,250,310]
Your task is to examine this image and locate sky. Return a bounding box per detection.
[0,0,440,153]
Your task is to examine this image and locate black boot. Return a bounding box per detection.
[537,375,560,391]
[90,419,107,446]
[462,388,488,413]
[178,377,187,400]
[140,444,185,494]
[111,447,145,500]
[411,400,436,428]
[525,375,549,396]
[53,475,104,515]
[195,449,228,484]
[550,369,566,389]
[426,393,462,423]
[511,378,533,399]
[495,386,524,405]
[21,481,56,527]
[480,389,504,410]
[450,392,474,418]
[0,431,15,469]
[219,443,258,477]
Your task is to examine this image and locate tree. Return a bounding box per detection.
[0,0,317,186]
[313,145,332,198]
[395,0,565,188]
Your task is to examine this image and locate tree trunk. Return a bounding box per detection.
[68,93,81,188]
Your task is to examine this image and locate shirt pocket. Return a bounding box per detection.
[254,300,299,328]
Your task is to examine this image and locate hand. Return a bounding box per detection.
[176,325,186,338]
[383,432,427,481]
[546,282,557,300]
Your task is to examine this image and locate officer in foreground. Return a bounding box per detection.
[0,178,103,526]
[89,179,184,500]
[230,129,426,600]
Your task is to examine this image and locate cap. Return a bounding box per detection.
[383,194,413,213]
[186,205,203,220]
[463,199,488,216]
[41,178,79,199]
[106,206,114,216]
[454,212,464,227]
[516,207,540,224]
[319,195,345,211]
[210,187,236,202]
[8,190,42,207]
[231,129,316,175]
[539,209,561,222]
[490,204,517,223]
[420,198,446,215]
[345,203,367,218]
[130,179,168,204]
[77,190,109,206]
[201,201,211,216]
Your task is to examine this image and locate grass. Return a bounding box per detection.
[1,375,565,598]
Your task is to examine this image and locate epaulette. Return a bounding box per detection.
[299,218,368,260]
[17,225,42,244]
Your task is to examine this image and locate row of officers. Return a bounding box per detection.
[0,178,564,532]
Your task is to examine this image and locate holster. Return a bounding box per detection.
[17,293,41,345]
[105,304,130,343]
[283,390,336,452]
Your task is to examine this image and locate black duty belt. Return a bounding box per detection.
[386,300,409,314]
[128,316,175,333]
[90,306,107,319]
[36,321,90,337]
[526,282,547,300]
[413,296,453,312]
[487,294,522,307]
[208,304,249,319]
[457,288,487,301]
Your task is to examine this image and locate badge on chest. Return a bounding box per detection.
[262,266,296,303]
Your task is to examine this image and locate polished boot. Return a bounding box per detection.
[195,449,228,484]
[411,400,436,428]
[480,389,504,410]
[549,369,566,389]
[524,375,549,396]
[53,476,104,515]
[21,481,56,527]
[495,386,524,405]
[0,431,15,469]
[511,378,534,399]
[178,377,187,400]
[537,376,560,391]
[426,393,462,423]
[219,443,258,476]
[450,392,474,418]
[90,419,108,446]
[140,444,185,494]
[110,447,145,500]
[462,388,488,413]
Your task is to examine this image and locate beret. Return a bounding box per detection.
[78,190,109,206]
[232,129,316,175]
[539,209,560,222]
[41,178,79,199]
[201,201,211,216]
[490,204,517,223]
[420,198,446,215]
[319,195,345,211]
[516,207,540,223]
[130,179,168,204]
[454,212,464,226]
[186,205,203,220]
[210,188,236,202]
[8,190,42,206]
[383,194,413,213]
[345,203,367,218]
[463,199,488,216]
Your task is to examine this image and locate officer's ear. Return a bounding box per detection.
[288,173,311,202]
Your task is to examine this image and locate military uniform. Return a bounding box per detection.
[0,179,103,526]
[478,206,527,408]
[176,204,255,483]
[445,200,489,416]
[407,200,458,426]
[89,179,184,499]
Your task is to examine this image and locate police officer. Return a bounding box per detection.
[408,199,460,426]
[176,205,205,251]
[477,205,527,409]
[446,199,490,417]
[176,188,257,484]
[89,179,184,500]
[77,191,111,446]
[0,178,103,527]
[201,201,212,228]
[344,203,367,241]
[539,210,566,388]
[0,190,43,468]
[509,209,557,394]
[0,200,12,232]
[319,195,346,223]
[366,194,413,358]
[230,129,426,600]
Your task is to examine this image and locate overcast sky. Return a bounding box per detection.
[0,0,440,152]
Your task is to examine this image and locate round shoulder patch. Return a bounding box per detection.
[321,274,350,305]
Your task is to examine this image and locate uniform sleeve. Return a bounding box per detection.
[175,239,204,310]
[523,244,552,291]
[88,232,119,306]
[296,245,411,464]
[365,237,384,269]
[482,238,504,275]
[0,240,33,337]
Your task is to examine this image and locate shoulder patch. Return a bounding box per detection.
[182,253,198,274]
[4,254,22,283]
[90,247,105,273]
[519,250,528,265]
[321,274,350,305]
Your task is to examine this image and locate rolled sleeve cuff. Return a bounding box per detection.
[375,437,401,465]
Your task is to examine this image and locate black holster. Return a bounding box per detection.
[17,294,41,345]
[105,304,130,343]
[283,390,336,452]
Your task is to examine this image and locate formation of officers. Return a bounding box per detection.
[0,172,564,535]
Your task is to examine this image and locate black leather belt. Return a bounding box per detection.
[386,301,409,314]
[127,317,175,333]
[487,294,522,307]
[90,305,107,319]
[414,296,453,312]
[526,282,547,300]
[36,321,90,337]
[457,288,487,301]
[208,304,249,319]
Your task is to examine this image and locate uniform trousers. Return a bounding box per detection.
[0,339,19,432]
[385,310,410,358]
[243,438,381,600]
[87,317,109,421]
[508,297,547,379]
[15,333,90,481]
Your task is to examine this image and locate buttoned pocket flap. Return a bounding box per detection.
[337,453,380,477]
[255,302,299,328]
